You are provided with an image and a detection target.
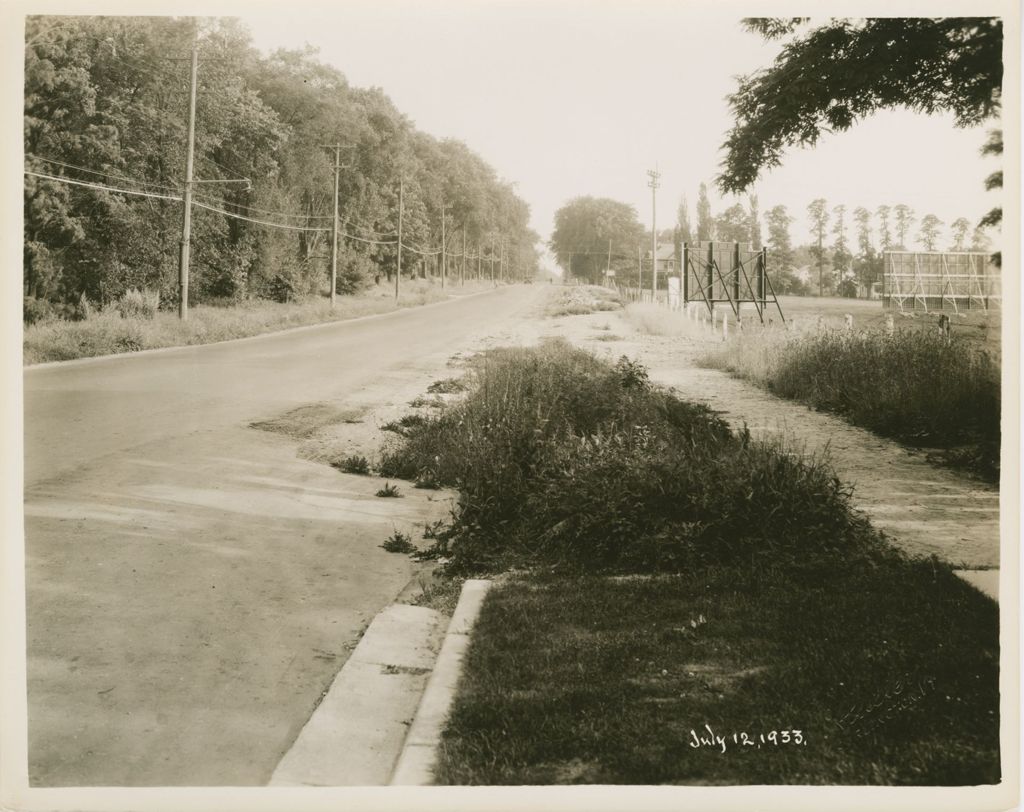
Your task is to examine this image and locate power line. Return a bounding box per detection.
[25,170,183,202]
[192,200,327,232]
[27,155,181,192]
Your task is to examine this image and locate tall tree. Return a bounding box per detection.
[807,198,829,296]
[677,196,694,245]
[695,182,714,242]
[718,18,1003,193]
[548,196,644,285]
[765,204,799,293]
[831,204,851,268]
[875,205,893,253]
[852,206,882,294]
[893,204,915,250]
[748,194,762,250]
[917,214,943,251]
[949,217,971,251]
[715,202,749,244]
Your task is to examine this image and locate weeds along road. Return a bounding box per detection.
[23,283,545,787]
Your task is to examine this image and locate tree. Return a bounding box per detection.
[548,196,644,285]
[765,204,801,293]
[677,196,694,245]
[807,198,829,296]
[715,203,749,244]
[853,206,882,295]
[696,182,714,241]
[950,217,971,251]
[893,204,915,250]
[917,214,943,251]
[978,128,1002,266]
[831,204,851,268]
[718,18,1003,193]
[748,194,762,250]
[875,205,893,253]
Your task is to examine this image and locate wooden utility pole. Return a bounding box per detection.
[440,206,446,288]
[327,145,341,307]
[461,228,466,285]
[396,179,403,301]
[637,244,642,299]
[647,167,660,305]
[177,28,199,320]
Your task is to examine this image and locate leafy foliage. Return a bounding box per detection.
[549,197,644,284]
[24,16,539,314]
[719,18,1003,193]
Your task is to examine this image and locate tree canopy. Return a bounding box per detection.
[549,197,644,284]
[24,16,539,309]
[717,17,1003,193]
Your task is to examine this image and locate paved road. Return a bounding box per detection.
[24,284,544,786]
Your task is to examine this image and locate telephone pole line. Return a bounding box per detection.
[177,28,199,320]
[647,167,660,304]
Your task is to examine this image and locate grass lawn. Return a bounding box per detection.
[436,566,998,785]
[24,279,493,365]
[377,339,1001,785]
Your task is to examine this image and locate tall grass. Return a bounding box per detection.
[702,327,1000,480]
[24,280,471,364]
[379,339,897,573]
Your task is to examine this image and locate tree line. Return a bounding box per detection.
[24,16,539,318]
[549,186,993,297]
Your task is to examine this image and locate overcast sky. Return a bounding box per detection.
[242,2,1002,269]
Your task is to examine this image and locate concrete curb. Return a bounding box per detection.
[269,602,447,786]
[390,578,492,785]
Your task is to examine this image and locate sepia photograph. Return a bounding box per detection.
[2,0,1019,810]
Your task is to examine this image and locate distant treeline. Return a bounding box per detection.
[24,16,539,314]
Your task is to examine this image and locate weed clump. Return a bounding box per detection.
[332,455,371,475]
[375,482,402,498]
[381,531,416,553]
[427,377,467,394]
[378,339,894,574]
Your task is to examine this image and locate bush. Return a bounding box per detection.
[332,455,371,475]
[115,288,160,320]
[703,327,1000,480]
[23,296,54,325]
[378,339,891,574]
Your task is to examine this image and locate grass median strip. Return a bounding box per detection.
[377,338,1000,784]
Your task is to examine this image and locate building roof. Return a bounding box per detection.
[655,243,676,260]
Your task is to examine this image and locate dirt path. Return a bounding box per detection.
[517,298,1000,584]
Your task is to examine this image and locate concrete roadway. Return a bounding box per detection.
[23,284,544,786]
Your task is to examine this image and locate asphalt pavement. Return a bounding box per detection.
[23,284,543,786]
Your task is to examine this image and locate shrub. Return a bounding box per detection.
[115,288,160,320]
[23,297,54,326]
[376,339,893,574]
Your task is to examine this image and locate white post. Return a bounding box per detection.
[844,313,854,331]
[723,310,729,340]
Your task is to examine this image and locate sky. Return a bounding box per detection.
[241,2,1003,270]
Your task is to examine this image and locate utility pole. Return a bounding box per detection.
[323,144,341,307]
[606,238,612,287]
[637,244,642,298]
[396,179,403,301]
[177,27,199,321]
[440,204,446,289]
[647,167,660,305]
[490,240,496,286]
[461,228,466,285]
